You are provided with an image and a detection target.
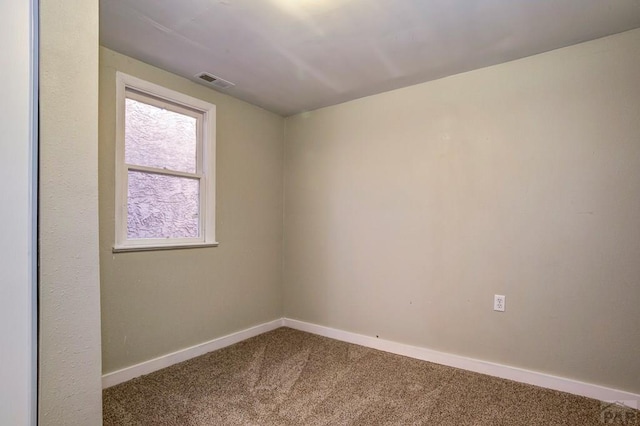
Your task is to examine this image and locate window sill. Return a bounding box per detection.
[112,242,219,253]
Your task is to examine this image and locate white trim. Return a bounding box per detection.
[127,164,204,180]
[112,242,219,253]
[117,72,216,112]
[282,318,640,403]
[102,319,284,388]
[101,317,640,403]
[29,0,38,424]
[113,71,217,252]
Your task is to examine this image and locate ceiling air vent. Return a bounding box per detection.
[195,72,235,90]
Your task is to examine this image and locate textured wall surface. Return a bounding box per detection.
[0,1,36,424]
[39,0,103,424]
[99,48,285,373]
[284,29,640,394]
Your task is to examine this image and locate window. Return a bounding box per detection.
[114,72,217,251]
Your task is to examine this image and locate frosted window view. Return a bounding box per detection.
[125,97,197,173]
[127,171,200,239]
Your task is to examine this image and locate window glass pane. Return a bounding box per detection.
[127,171,200,239]
[125,97,197,173]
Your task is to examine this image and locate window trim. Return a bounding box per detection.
[113,72,218,252]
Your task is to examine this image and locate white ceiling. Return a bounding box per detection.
[100,0,640,116]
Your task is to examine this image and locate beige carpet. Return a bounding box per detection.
[103,327,632,425]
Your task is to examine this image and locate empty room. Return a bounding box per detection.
[3,0,640,425]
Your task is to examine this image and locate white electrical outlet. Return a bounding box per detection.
[494,294,506,312]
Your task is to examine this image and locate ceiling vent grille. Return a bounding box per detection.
[195,72,235,90]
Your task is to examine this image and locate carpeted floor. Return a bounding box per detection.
[103,327,633,425]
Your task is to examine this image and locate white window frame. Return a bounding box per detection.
[113,72,218,252]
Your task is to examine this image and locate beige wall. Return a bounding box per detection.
[99,48,285,373]
[284,29,640,394]
[39,0,103,424]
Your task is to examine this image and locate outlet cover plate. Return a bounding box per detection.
[494,294,506,312]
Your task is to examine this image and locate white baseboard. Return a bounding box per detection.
[102,316,639,403]
[282,318,640,403]
[102,319,284,388]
